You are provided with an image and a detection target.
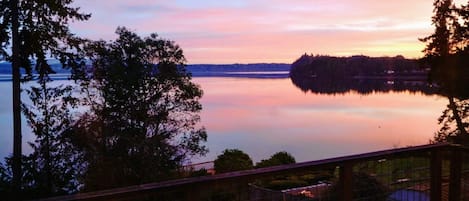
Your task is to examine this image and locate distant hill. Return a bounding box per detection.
[0,61,70,74]
[0,62,291,80]
[186,63,290,78]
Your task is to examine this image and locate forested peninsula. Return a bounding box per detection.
[289,54,437,95]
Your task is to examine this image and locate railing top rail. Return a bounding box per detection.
[33,143,464,201]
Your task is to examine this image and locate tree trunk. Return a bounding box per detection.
[11,0,22,197]
[448,96,468,140]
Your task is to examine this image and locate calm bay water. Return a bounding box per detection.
[0,77,448,163]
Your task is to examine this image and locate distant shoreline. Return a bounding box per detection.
[0,63,292,81]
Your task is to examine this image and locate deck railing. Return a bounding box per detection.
[34,143,469,201]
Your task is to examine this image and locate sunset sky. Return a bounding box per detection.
[70,0,467,64]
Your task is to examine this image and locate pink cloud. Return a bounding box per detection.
[70,0,443,63]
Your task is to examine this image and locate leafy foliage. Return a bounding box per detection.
[70,27,207,191]
[255,151,296,168]
[419,0,459,57]
[214,149,253,174]
[1,0,89,199]
[1,77,85,200]
[0,0,90,76]
[420,0,469,143]
[21,76,84,195]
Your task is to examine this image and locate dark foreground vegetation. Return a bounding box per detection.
[0,0,469,200]
[25,144,469,201]
[0,1,208,200]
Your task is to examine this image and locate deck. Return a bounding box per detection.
[34,143,469,201]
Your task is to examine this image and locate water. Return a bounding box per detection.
[0,77,447,163]
[195,77,446,162]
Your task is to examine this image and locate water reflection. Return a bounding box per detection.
[434,96,469,144]
[290,73,438,95]
[194,77,446,163]
[289,68,469,146]
[0,76,455,164]
[432,80,469,144]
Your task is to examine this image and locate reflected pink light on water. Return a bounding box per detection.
[193,77,447,163]
[0,77,449,165]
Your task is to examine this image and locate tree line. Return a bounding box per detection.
[290,55,424,80]
[288,55,436,95]
[0,1,207,200]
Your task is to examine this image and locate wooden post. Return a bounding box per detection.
[339,163,353,201]
[238,177,251,201]
[449,147,462,201]
[185,184,200,201]
[430,149,442,201]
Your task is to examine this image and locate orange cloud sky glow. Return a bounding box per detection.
[70,0,468,64]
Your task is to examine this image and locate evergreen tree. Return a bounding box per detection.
[420,0,458,57]
[0,0,89,197]
[421,0,469,143]
[20,75,85,197]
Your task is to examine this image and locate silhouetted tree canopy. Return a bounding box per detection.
[70,27,207,191]
[214,149,253,174]
[0,0,90,76]
[420,0,469,144]
[290,55,422,79]
[19,77,84,198]
[255,151,296,168]
[420,0,458,57]
[0,0,89,199]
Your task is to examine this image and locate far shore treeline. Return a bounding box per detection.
[0,62,291,79]
[289,54,441,95]
[0,54,441,96]
[290,54,426,79]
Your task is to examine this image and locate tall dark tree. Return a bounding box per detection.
[420,0,457,57]
[20,75,85,197]
[0,0,90,195]
[71,27,207,191]
[1,77,85,200]
[0,0,90,196]
[421,0,469,143]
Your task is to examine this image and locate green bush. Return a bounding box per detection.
[214,149,253,173]
[256,151,296,168]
